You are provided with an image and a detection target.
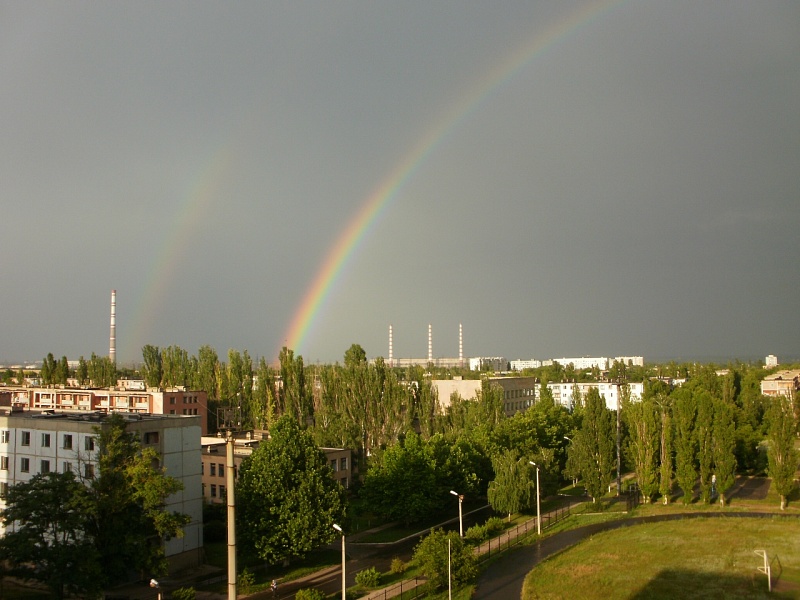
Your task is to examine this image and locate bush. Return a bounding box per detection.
[170,587,196,600]
[413,529,477,590]
[237,568,255,595]
[355,566,381,588]
[294,588,326,600]
[390,556,406,574]
[484,516,505,537]
[464,523,489,543]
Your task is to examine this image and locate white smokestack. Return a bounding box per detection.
[388,324,393,367]
[109,289,117,364]
[428,324,432,363]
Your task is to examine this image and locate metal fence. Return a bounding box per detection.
[478,499,576,563]
[361,576,425,600]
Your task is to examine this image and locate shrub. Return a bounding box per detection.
[464,523,488,543]
[390,556,406,574]
[237,568,255,595]
[294,588,326,600]
[170,587,196,600]
[413,529,477,590]
[355,566,381,588]
[484,516,505,537]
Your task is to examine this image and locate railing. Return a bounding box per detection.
[361,576,425,600]
[478,498,576,563]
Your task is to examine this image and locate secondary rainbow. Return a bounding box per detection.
[283,0,624,357]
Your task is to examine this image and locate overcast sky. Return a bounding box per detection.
[2,1,798,367]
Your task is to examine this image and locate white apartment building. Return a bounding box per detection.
[539,381,644,411]
[0,408,203,571]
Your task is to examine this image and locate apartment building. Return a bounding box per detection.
[431,376,538,417]
[539,381,644,411]
[2,386,209,434]
[0,408,203,571]
[200,432,352,504]
[761,370,800,398]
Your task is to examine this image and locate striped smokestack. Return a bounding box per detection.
[109,289,116,364]
[459,323,463,368]
[428,324,432,363]
[388,324,393,367]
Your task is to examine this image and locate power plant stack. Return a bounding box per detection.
[459,323,463,368]
[109,289,117,364]
[428,324,432,363]
[388,324,393,367]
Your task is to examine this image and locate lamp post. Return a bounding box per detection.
[448,537,452,600]
[149,579,162,600]
[529,461,541,535]
[333,523,345,600]
[449,490,464,537]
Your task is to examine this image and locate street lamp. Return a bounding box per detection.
[450,490,464,537]
[333,523,345,600]
[529,462,541,535]
[149,579,162,600]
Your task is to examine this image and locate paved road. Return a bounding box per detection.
[472,512,795,600]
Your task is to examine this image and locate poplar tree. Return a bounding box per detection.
[766,396,799,510]
[571,387,614,503]
[672,389,697,504]
[487,449,533,520]
[626,397,660,502]
[696,391,715,503]
[712,398,737,506]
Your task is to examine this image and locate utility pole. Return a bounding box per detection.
[218,406,241,600]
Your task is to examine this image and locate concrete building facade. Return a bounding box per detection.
[761,370,800,398]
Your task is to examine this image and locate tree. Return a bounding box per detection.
[236,415,345,564]
[766,396,799,510]
[696,391,715,503]
[77,356,89,386]
[672,389,697,504]
[343,343,367,369]
[625,397,660,503]
[360,432,438,525]
[712,398,737,506]
[570,387,615,503]
[412,529,477,591]
[658,397,674,504]
[0,472,103,599]
[141,345,163,389]
[87,414,190,584]
[487,450,534,520]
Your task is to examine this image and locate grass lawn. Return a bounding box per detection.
[522,516,800,599]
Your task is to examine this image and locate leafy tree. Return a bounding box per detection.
[570,387,615,502]
[712,398,737,506]
[360,431,438,525]
[412,529,477,591]
[487,450,533,520]
[766,396,799,510]
[625,397,660,502]
[16,367,25,385]
[696,391,715,503]
[77,356,89,386]
[194,345,219,400]
[88,414,190,584]
[672,389,697,504]
[236,415,345,564]
[658,398,674,504]
[141,344,163,388]
[0,472,103,599]
[88,352,117,387]
[344,343,367,369]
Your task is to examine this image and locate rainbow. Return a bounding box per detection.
[282,0,624,357]
[121,146,234,361]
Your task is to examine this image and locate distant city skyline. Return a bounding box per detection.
[2,2,798,365]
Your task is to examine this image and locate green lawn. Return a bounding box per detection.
[523,516,800,599]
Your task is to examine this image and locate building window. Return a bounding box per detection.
[63,461,72,473]
[84,464,95,478]
[341,477,348,488]
[41,433,51,448]
[0,482,8,498]
[340,457,347,471]
[20,457,30,472]
[210,484,217,498]
[1,430,9,443]
[201,462,204,475]
[85,437,95,451]
[331,459,338,472]
[169,410,176,414]
[0,456,8,470]
[218,463,224,476]
[21,431,31,446]
[143,431,159,444]
[63,434,73,450]
[210,463,216,477]
[220,485,226,499]
[41,460,51,473]
[170,397,176,404]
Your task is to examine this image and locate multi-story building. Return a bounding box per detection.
[431,376,538,416]
[200,432,352,504]
[761,370,800,398]
[539,381,644,411]
[0,407,203,571]
[2,386,209,434]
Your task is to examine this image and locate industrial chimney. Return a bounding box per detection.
[388,324,393,367]
[428,324,432,363]
[109,289,117,364]
[459,323,463,368]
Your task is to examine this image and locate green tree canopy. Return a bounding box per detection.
[766,396,799,510]
[412,529,477,591]
[236,415,346,564]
